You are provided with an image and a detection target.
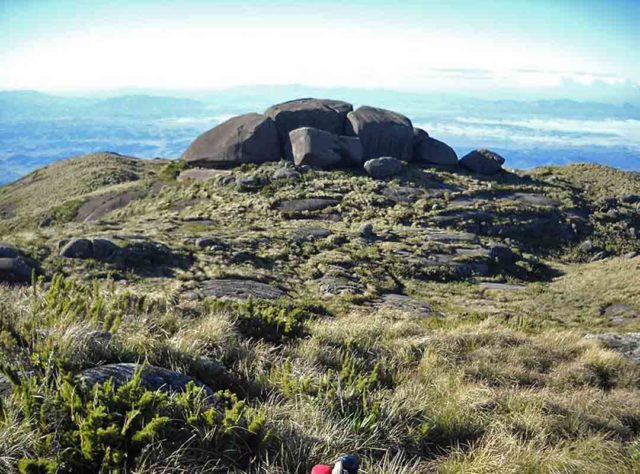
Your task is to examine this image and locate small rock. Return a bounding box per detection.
[364,157,403,179]
[375,293,436,318]
[488,244,516,265]
[578,240,595,254]
[277,198,340,214]
[623,251,638,259]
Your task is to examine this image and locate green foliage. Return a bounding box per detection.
[207,298,323,343]
[160,159,187,181]
[8,366,270,472]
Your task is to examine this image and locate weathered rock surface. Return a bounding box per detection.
[76,189,144,223]
[0,242,19,258]
[0,257,37,283]
[183,113,280,168]
[78,363,214,395]
[318,276,362,296]
[289,127,363,168]
[265,98,353,160]
[602,304,640,325]
[177,169,231,182]
[414,130,458,166]
[277,198,340,214]
[60,238,120,260]
[375,294,436,318]
[272,167,301,180]
[200,279,285,300]
[585,333,640,364]
[291,227,332,241]
[460,149,505,175]
[346,106,414,161]
[364,157,403,178]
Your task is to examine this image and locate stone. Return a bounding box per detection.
[460,149,505,175]
[414,131,458,166]
[177,169,231,182]
[584,333,640,364]
[375,293,436,318]
[345,106,414,161]
[182,113,280,168]
[277,198,340,213]
[621,194,640,204]
[76,189,144,223]
[488,244,517,265]
[265,98,353,160]
[382,186,422,203]
[511,193,562,207]
[289,127,363,168]
[359,223,374,238]
[291,227,332,241]
[578,240,595,254]
[78,363,214,396]
[200,279,285,300]
[364,157,403,179]
[318,276,362,296]
[0,242,19,258]
[0,257,36,283]
[272,168,301,180]
[60,238,119,260]
[479,282,525,291]
[602,304,640,324]
[60,238,94,259]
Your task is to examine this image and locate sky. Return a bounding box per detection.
[1,0,639,100]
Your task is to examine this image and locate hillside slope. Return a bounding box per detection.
[0,155,639,473]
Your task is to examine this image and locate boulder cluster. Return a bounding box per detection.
[182,98,506,176]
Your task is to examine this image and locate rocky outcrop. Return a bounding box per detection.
[460,149,505,175]
[183,113,280,168]
[78,363,214,395]
[265,98,353,160]
[289,127,362,168]
[346,106,414,161]
[414,128,458,166]
[364,157,403,178]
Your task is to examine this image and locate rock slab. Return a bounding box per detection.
[346,106,414,161]
[289,127,362,168]
[183,113,280,168]
[265,98,353,160]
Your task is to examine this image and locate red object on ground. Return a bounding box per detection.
[311,465,333,474]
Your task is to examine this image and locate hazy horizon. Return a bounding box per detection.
[2,0,640,103]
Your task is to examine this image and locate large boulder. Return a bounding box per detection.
[289,127,363,168]
[265,98,353,160]
[364,157,403,179]
[182,113,280,168]
[413,128,458,166]
[460,149,505,175]
[345,106,413,161]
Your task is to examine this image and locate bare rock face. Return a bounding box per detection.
[289,127,363,168]
[265,98,353,160]
[78,363,214,396]
[182,113,280,168]
[460,149,505,175]
[364,157,403,178]
[345,106,414,161]
[413,128,458,166]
